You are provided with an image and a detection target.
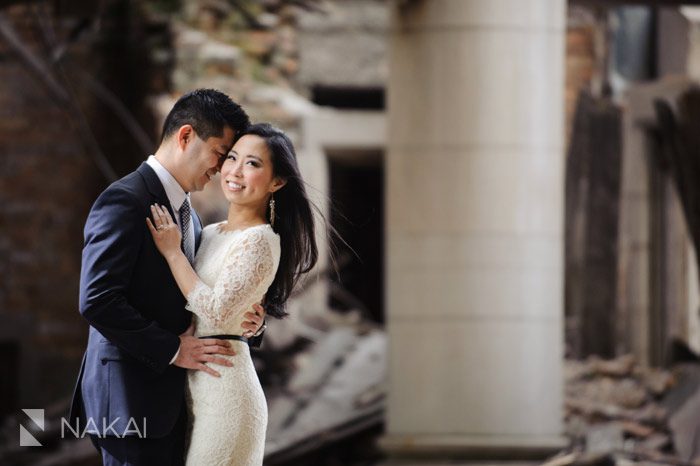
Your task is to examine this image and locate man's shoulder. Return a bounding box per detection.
[84,168,152,234]
[97,168,150,206]
[111,167,149,194]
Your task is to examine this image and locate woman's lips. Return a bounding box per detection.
[225,180,244,191]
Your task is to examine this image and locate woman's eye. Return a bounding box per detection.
[226,154,236,160]
[247,161,260,167]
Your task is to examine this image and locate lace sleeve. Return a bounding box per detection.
[185,228,275,327]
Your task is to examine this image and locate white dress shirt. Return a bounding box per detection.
[145,155,194,364]
[146,156,195,249]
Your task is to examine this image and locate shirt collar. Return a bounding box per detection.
[146,155,189,210]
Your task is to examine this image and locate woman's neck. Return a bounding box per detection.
[224,205,267,231]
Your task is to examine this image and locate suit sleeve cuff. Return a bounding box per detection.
[169,344,180,365]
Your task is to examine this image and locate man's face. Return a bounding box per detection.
[180,126,236,193]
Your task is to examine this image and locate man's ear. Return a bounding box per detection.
[270,177,287,192]
[176,125,194,151]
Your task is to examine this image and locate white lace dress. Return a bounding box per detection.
[184,223,280,466]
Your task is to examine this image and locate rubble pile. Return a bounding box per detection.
[548,355,689,466]
[257,306,387,464]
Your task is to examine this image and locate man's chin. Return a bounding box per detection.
[194,180,210,192]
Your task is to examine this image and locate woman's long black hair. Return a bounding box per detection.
[243,123,318,318]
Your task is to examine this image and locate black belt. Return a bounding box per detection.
[198,334,249,344]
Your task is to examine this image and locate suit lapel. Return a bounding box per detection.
[138,162,204,257]
[193,209,203,253]
[136,162,177,223]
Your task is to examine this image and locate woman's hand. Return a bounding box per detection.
[146,204,182,261]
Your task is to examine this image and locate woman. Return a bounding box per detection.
[146,123,318,465]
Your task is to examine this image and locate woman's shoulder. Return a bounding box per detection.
[221,225,279,267]
[236,224,280,256]
[238,223,279,244]
[211,222,278,246]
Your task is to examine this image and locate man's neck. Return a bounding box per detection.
[153,151,186,192]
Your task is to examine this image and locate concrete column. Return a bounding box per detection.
[681,7,700,80]
[382,0,566,459]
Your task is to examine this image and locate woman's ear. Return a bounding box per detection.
[270,177,287,193]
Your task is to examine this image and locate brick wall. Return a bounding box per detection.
[0,2,159,411]
[0,4,98,411]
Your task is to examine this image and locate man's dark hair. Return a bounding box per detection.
[160,89,250,142]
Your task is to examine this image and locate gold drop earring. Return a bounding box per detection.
[269,193,275,227]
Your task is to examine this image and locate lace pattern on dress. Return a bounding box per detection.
[185,228,274,328]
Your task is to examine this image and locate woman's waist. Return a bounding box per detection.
[192,312,254,337]
[193,333,251,357]
[187,345,257,386]
[196,333,249,344]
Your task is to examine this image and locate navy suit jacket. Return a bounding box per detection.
[69,162,203,439]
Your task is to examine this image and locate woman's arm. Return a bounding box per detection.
[147,204,276,329]
[185,227,275,327]
[146,204,198,297]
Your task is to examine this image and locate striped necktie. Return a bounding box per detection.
[179,198,194,264]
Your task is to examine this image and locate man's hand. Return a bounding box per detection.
[173,323,236,377]
[241,303,266,338]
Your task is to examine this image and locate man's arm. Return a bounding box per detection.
[79,186,180,373]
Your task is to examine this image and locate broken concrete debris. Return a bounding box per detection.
[550,355,700,466]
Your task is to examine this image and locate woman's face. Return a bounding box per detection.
[220,134,283,210]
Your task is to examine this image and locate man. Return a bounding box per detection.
[69,89,267,465]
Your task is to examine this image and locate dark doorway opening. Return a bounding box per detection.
[311,85,385,110]
[328,151,384,323]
